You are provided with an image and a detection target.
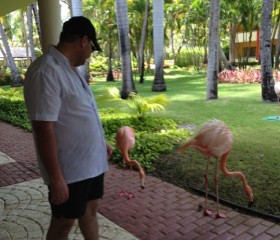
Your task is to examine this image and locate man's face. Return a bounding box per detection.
[74,36,93,67]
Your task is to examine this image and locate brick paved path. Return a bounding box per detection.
[0,121,280,240]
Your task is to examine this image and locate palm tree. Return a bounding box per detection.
[70,0,90,82]
[187,0,209,66]
[221,0,240,64]
[275,22,280,69]
[84,0,118,82]
[273,2,280,69]
[30,3,42,50]
[115,0,136,99]
[136,0,149,84]
[27,5,37,61]
[0,22,23,87]
[206,0,220,100]
[165,0,189,69]
[239,0,261,65]
[21,10,30,66]
[260,0,277,102]
[152,0,166,92]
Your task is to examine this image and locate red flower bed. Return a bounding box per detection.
[218,69,280,84]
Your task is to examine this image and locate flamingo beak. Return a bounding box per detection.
[140,178,145,189]
[247,193,254,208]
[248,200,254,208]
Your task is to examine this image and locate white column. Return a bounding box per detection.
[70,1,83,16]
[38,0,62,53]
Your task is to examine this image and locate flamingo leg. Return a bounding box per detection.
[128,165,135,199]
[277,96,280,119]
[119,160,126,197]
[119,161,135,199]
[214,158,226,218]
[204,156,212,216]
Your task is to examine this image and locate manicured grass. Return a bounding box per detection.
[91,69,280,216]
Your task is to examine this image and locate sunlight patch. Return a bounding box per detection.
[0,151,16,165]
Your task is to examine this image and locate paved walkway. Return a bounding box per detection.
[0,120,280,240]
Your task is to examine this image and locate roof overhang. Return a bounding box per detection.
[0,0,37,17]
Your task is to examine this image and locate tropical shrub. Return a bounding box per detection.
[89,55,107,72]
[218,69,280,84]
[99,108,189,171]
[0,94,189,172]
[175,48,204,70]
[97,87,170,119]
[0,88,30,130]
[0,67,11,86]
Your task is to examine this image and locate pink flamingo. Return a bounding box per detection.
[179,119,254,218]
[274,82,280,118]
[116,126,145,194]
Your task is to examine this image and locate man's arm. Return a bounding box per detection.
[32,120,69,205]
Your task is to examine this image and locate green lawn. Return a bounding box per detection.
[92,69,280,217]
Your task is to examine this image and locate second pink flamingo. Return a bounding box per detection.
[179,119,254,218]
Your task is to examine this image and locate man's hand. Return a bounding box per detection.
[107,143,112,159]
[32,121,68,205]
[49,177,69,205]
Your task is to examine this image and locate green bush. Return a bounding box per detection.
[89,55,107,72]
[0,100,190,172]
[0,98,31,131]
[175,48,204,69]
[0,67,11,86]
[100,108,189,172]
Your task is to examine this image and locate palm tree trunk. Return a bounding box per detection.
[106,29,114,82]
[229,23,237,63]
[219,44,233,70]
[31,3,42,50]
[21,10,30,66]
[273,8,280,69]
[139,0,149,84]
[275,24,280,69]
[152,0,166,92]
[260,0,277,102]
[27,5,37,62]
[115,0,136,99]
[206,0,220,100]
[0,44,7,65]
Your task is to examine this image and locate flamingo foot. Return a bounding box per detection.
[248,200,254,208]
[119,191,135,199]
[216,212,226,219]
[140,179,145,189]
[127,192,135,199]
[119,191,126,197]
[204,209,212,216]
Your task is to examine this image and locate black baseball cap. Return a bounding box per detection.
[62,16,102,52]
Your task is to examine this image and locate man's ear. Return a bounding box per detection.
[81,35,88,48]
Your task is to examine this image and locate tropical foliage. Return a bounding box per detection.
[0,86,188,172]
[218,69,280,84]
[97,86,170,119]
[2,0,280,79]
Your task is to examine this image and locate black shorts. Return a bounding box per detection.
[48,173,104,219]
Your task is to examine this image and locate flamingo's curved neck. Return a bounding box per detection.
[220,153,251,199]
[122,151,131,164]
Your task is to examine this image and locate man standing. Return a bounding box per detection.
[24,16,112,240]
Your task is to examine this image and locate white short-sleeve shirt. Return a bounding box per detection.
[24,46,108,184]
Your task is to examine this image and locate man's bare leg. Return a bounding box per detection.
[46,217,75,240]
[78,199,99,240]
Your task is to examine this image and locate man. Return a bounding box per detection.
[24,16,112,240]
